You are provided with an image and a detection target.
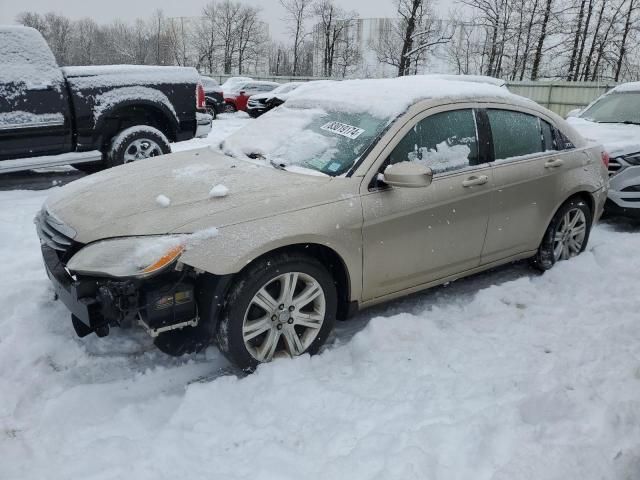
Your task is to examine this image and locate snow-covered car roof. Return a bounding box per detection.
[421,74,507,88]
[609,82,640,93]
[286,76,525,119]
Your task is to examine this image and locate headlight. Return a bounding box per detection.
[67,236,185,278]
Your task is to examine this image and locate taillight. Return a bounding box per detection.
[601,151,610,168]
[196,83,206,110]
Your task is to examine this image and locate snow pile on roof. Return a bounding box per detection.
[0,26,64,99]
[611,82,640,93]
[286,76,519,118]
[62,65,199,89]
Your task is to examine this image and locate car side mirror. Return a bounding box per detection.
[382,162,432,188]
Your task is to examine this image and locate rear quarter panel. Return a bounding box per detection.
[62,67,199,149]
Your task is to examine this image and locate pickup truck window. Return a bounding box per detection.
[0,27,63,93]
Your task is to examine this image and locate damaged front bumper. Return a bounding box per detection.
[41,244,200,338]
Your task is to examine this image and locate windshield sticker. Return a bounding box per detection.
[327,162,341,172]
[320,121,365,139]
[308,157,328,169]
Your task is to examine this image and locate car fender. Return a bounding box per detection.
[178,199,364,302]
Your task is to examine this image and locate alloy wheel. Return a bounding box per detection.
[552,207,587,261]
[123,138,163,163]
[242,272,326,362]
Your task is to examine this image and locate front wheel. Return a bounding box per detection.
[532,198,592,271]
[107,126,171,168]
[216,253,337,371]
[223,103,237,113]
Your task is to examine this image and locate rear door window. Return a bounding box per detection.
[487,110,545,160]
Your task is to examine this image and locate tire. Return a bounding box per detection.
[216,253,337,371]
[223,103,237,113]
[532,197,592,271]
[106,126,171,168]
[205,103,218,120]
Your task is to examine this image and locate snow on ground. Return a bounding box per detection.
[1,115,640,479]
[172,111,250,153]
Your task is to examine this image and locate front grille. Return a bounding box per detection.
[248,99,265,107]
[622,185,640,192]
[35,208,76,255]
[609,158,623,176]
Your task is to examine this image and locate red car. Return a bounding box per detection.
[223,80,280,112]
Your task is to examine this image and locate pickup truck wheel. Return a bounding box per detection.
[107,126,170,168]
[216,253,337,371]
[223,103,237,113]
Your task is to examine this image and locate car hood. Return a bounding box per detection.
[45,148,334,243]
[567,117,640,157]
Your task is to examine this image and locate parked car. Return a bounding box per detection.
[220,76,253,92]
[567,82,640,217]
[200,76,224,119]
[223,81,280,112]
[0,26,211,174]
[36,76,608,371]
[247,82,303,118]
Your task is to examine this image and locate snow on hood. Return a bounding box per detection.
[567,117,640,157]
[286,76,520,119]
[44,148,332,243]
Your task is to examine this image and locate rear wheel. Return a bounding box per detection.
[532,198,592,271]
[107,126,170,168]
[216,253,337,371]
[205,103,218,120]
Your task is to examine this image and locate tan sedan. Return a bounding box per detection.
[37,77,609,370]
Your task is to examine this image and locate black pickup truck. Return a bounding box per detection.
[0,26,211,173]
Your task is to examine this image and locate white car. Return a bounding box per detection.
[568,82,640,217]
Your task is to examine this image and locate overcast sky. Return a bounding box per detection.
[0,0,400,40]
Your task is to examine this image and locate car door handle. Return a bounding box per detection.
[462,175,489,187]
[544,159,564,168]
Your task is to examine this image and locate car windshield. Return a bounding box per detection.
[580,92,640,124]
[222,105,392,176]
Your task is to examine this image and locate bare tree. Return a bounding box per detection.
[314,1,359,77]
[280,0,314,76]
